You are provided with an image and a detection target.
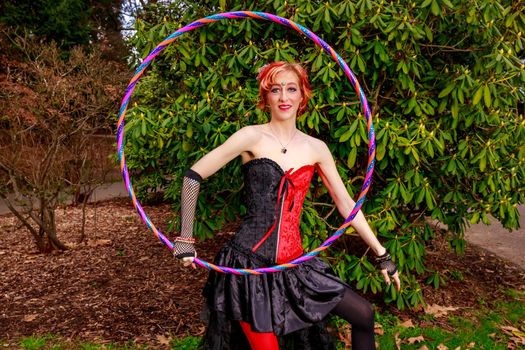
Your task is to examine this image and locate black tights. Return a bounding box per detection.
[240,286,375,350]
[330,287,376,350]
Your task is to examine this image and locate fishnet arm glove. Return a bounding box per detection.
[173,169,202,259]
[375,251,398,276]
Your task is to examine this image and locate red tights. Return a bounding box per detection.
[239,321,279,350]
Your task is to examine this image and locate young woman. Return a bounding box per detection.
[173,61,401,350]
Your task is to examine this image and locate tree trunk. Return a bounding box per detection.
[78,187,94,243]
[0,194,48,252]
[42,207,67,251]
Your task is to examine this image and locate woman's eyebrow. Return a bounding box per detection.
[270,82,298,86]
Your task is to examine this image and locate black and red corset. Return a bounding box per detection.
[231,158,315,264]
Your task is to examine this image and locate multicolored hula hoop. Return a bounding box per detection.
[117,11,376,275]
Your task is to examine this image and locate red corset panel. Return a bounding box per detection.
[252,164,315,264]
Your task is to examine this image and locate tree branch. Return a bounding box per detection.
[420,44,482,53]
[0,193,41,247]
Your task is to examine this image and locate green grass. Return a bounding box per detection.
[18,335,53,350]
[3,337,150,350]
[171,337,201,350]
[376,289,525,349]
[2,335,199,350]
[3,290,523,349]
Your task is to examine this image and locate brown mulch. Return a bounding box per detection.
[0,198,524,346]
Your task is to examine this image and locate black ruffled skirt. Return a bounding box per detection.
[202,240,346,349]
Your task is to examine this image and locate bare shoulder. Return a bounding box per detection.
[297,132,331,162]
[231,125,263,142]
[236,125,260,136]
[297,132,323,146]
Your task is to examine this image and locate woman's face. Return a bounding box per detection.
[266,70,303,121]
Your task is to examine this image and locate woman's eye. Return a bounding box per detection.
[288,87,297,92]
[270,88,280,93]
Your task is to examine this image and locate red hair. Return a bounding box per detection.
[256,62,312,115]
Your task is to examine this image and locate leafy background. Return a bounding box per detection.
[123,0,525,308]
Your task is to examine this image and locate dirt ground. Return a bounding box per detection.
[0,198,524,347]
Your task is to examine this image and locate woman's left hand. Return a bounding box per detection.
[380,269,401,291]
[376,251,401,291]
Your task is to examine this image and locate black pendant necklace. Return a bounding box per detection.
[269,123,297,154]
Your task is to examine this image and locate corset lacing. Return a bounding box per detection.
[251,168,296,253]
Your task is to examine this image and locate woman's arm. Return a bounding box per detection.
[190,126,260,179]
[315,141,385,255]
[175,126,259,267]
[315,140,400,289]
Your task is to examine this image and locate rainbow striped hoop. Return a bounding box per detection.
[117,11,376,275]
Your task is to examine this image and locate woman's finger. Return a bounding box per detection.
[392,272,401,291]
[381,269,391,285]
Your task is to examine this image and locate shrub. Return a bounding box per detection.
[0,27,127,251]
[123,0,525,308]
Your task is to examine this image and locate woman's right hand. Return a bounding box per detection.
[180,254,196,269]
[173,238,197,269]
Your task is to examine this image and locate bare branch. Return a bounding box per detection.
[0,26,127,252]
[420,43,482,53]
[0,193,41,244]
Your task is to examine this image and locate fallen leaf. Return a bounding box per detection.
[156,334,171,347]
[500,325,525,338]
[400,319,415,328]
[374,323,384,335]
[500,325,525,348]
[510,336,525,346]
[23,314,37,322]
[417,346,430,350]
[196,325,206,336]
[86,239,112,247]
[454,347,461,350]
[394,332,401,350]
[424,304,459,318]
[337,323,352,349]
[406,335,425,344]
[134,336,150,343]
[467,341,476,349]
[437,344,449,350]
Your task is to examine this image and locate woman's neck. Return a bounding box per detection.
[267,119,297,138]
[266,119,299,154]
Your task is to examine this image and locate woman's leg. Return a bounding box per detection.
[239,321,279,350]
[331,287,376,350]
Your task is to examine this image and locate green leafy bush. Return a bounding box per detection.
[123,0,525,308]
[0,0,92,48]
